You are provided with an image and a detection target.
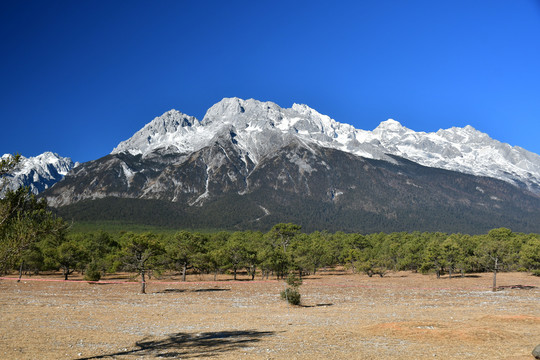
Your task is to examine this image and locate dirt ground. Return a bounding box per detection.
[1,270,539,360]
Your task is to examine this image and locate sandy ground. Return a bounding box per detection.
[1,270,539,360]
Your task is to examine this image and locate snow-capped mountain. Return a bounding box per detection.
[1,152,77,195]
[112,97,540,194]
[42,97,540,233]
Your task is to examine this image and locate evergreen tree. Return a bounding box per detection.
[0,186,67,274]
[519,236,540,271]
[477,228,513,291]
[120,233,164,293]
[166,231,205,281]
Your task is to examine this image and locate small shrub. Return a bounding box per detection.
[280,288,301,305]
[280,273,302,305]
[84,262,102,282]
[532,269,540,277]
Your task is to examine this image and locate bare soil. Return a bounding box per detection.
[1,270,539,359]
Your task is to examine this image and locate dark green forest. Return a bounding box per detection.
[54,195,540,234]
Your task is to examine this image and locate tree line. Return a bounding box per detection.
[6,223,540,290]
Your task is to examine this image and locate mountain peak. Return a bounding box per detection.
[111,109,199,155]
[375,119,406,131]
[202,97,283,126]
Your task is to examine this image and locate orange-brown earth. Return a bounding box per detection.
[1,270,539,359]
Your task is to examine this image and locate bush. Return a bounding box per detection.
[280,288,301,305]
[280,273,302,305]
[532,269,540,277]
[84,262,102,282]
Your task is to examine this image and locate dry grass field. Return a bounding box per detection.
[1,270,539,359]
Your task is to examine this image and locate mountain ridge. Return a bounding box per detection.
[111,97,540,195]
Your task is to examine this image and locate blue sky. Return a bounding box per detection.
[1,1,539,163]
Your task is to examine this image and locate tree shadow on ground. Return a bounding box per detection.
[78,330,277,359]
[156,289,187,293]
[498,285,537,290]
[300,303,334,308]
[193,288,230,292]
[155,288,230,294]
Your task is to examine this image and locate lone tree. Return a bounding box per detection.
[120,233,164,294]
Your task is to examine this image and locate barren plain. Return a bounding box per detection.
[1,270,539,359]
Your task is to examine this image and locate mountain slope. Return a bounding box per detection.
[47,135,540,234]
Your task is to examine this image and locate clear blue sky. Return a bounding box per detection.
[1,0,539,163]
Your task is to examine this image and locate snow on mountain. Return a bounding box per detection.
[369,120,540,193]
[1,152,77,195]
[112,110,201,156]
[111,97,540,194]
[112,98,389,163]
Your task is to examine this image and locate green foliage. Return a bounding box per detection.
[64,226,540,285]
[0,186,68,274]
[55,239,88,280]
[519,237,540,270]
[269,223,301,252]
[120,232,165,293]
[120,233,164,272]
[84,261,102,281]
[285,273,303,288]
[0,153,20,178]
[281,272,303,306]
[165,231,206,281]
[5,199,539,287]
[476,228,513,271]
[280,288,301,305]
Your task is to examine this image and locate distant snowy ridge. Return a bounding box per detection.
[1,152,77,195]
[112,97,540,194]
